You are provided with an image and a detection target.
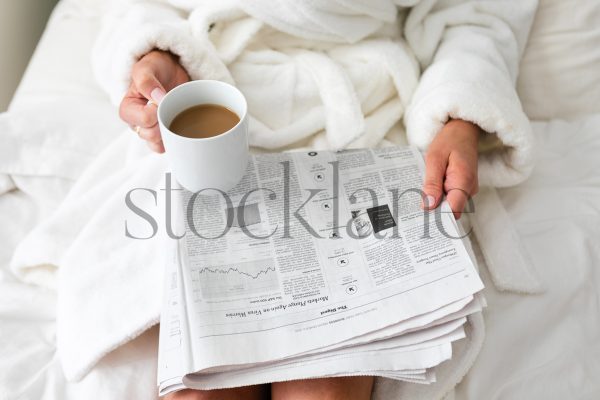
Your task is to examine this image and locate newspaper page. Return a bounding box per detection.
[158,146,483,391]
[157,239,190,393]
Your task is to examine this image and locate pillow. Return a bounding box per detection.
[517,0,600,120]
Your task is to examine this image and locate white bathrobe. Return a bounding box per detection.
[93,0,537,187]
[7,0,540,399]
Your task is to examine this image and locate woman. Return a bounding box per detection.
[92,0,537,398]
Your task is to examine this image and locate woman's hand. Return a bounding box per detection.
[120,50,190,153]
[422,119,480,219]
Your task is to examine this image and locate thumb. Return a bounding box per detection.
[132,66,167,104]
[422,151,447,210]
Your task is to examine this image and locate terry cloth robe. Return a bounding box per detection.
[6,1,541,399]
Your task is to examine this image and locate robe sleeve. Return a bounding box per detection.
[91,0,231,105]
[403,0,538,187]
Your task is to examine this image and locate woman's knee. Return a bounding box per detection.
[164,384,269,400]
[271,376,374,400]
[164,389,205,400]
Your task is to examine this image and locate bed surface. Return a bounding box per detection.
[1,0,599,399]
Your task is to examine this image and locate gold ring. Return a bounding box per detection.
[134,125,141,136]
[147,99,157,107]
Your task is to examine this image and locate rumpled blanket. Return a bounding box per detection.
[4,1,542,398]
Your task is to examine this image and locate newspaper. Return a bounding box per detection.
[157,146,484,395]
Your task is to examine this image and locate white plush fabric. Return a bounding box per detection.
[0,0,550,399]
[93,0,537,187]
[2,1,600,400]
[469,188,543,294]
[4,105,600,400]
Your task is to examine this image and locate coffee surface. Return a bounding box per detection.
[169,104,240,138]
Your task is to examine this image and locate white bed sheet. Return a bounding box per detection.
[1,1,599,399]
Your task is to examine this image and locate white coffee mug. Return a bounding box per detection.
[158,80,249,193]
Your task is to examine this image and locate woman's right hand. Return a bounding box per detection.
[120,50,190,153]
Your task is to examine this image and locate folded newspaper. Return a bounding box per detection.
[158,146,485,395]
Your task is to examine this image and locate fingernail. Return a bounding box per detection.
[151,88,166,104]
[424,195,436,209]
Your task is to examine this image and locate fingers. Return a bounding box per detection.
[119,60,167,128]
[119,82,163,155]
[120,94,158,128]
[146,140,165,153]
[444,158,477,219]
[120,52,171,128]
[445,187,470,220]
[422,150,478,219]
[137,124,161,144]
[134,123,165,153]
[132,60,167,103]
[446,181,478,220]
[119,51,190,155]
[422,150,448,210]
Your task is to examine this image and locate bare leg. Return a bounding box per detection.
[165,384,270,400]
[271,376,374,400]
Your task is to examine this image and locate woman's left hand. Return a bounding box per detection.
[421,119,480,219]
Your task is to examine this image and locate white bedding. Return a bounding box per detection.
[1,1,599,399]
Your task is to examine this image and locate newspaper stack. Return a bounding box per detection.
[157,146,485,395]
